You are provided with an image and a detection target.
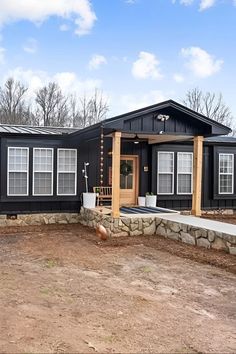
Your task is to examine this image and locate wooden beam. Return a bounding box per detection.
[192,136,204,217]
[112,132,121,218]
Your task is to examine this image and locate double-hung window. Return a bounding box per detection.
[219,154,234,194]
[157,152,174,194]
[33,148,53,196]
[57,149,77,195]
[8,147,29,196]
[177,152,193,194]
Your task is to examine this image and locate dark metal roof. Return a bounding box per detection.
[205,136,236,143]
[0,124,79,135]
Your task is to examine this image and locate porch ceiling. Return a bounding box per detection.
[106,132,194,144]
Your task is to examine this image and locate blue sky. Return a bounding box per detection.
[0,0,235,120]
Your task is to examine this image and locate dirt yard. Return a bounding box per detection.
[202,214,236,225]
[0,224,236,353]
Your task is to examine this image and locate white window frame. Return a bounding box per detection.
[57,148,77,196]
[219,153,234,195]
[7,147,29,196]
[33,148,54,196]
[157,151,174,195]
[177,152,193,195]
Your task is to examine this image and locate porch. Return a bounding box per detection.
[98,101,231,218]
[108,131,203,218]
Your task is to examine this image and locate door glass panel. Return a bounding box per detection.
[120,174,126,189]
[120,159,134,189]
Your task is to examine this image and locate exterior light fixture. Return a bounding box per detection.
[134,134,139,144]
[157,114,170,121]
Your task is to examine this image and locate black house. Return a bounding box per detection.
[0,100,235,217]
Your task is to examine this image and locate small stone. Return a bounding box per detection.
[197,238,211,249]
[166,231,179,241]
[212,237,228,251]
[229,247,236,255]
[180,232,195,245]
[208,230,215,242]
[156,225,166,236]
[130,229,142,236]
[143,222,155,235]
[169,222,181,233]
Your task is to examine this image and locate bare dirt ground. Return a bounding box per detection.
[202,214,236,225]
[0,224,236,353]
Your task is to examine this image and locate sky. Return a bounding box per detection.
[0,0,235,121]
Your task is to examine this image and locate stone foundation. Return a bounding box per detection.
[79,207,236,255]
[0,213,80,227]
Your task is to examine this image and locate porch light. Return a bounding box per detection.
[134,134,139,144]
[157,114,170,121]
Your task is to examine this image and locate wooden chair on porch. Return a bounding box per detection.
[93,186,112,206]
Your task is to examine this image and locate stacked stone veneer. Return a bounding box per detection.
[0,213,80,227]
[79,207,236,255]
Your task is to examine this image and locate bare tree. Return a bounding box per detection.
[0,78,31,124]
[71,89,109,128]
[183,88,233,128]
[35,82,70,126]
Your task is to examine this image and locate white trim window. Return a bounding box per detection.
[57,149,77,195]
[33,148,53,196]
[219,153,234,194]
[8,147,29,196]
[177,152,193,195]
[157,151,174,194]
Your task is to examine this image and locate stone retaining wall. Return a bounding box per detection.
[0,213,80,227]
[79,207,236,255]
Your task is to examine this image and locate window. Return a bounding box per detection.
[8,147,29,196]
[177,152,193,194]
[57,149,77,195]
[33,148,53,196]
[157,152,174,194]
[219,154,234,194]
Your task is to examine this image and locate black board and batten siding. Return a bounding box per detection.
[0,135,80,214]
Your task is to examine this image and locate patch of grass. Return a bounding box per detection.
[103,334,118,343]
[45,259,58,268]
[139,266,152,273]
[40,287,51,295]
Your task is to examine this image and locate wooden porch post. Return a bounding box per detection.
[112,132,121,218]
[192,136,204,217]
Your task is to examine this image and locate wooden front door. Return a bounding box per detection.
[120,155,139,205]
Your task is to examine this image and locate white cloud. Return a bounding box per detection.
[132,51,163,80]
[3,67,102,102]
[120,90,166,112]
[180,0,194,5]
[199,0,216,10]
[23,38,38,54]
[173,73,184,83]
[125,0,137,4]
[0,0,97,36]
[0,47,5,64]
[181,46,223,78]
[88,54,107,70]
[60,24,70,32]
